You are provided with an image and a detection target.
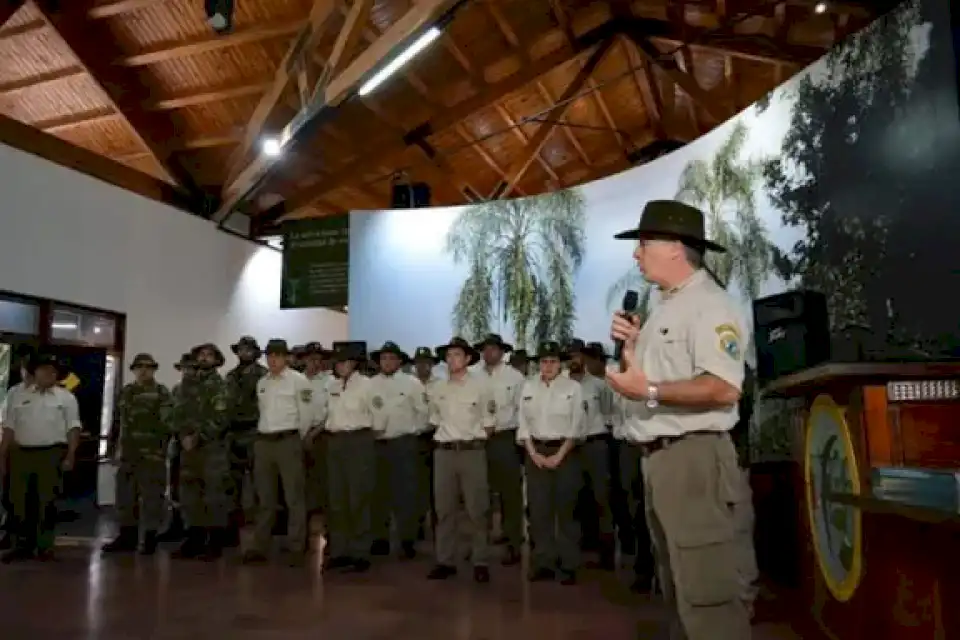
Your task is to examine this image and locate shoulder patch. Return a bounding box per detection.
[715,323,742,360]
[300,389,313,403]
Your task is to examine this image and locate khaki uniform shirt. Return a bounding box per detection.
[369,372,428,439]
[415,373,442,433]
[473,362,525,432]
[325,373,374,433]
[517,376,585,443]
[574,373,614,437]
[621,269,747,443]
[256,368,314,437]
[429,374,496,443]
[1,384,81,447]
[304,372,331,427]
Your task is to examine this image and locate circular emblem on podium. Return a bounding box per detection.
[804,394,863,602]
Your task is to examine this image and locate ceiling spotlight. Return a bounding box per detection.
[814,2,827,14]
[205,0,235,34]
[262,137,282,157]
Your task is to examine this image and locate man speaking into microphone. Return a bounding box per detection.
[605,200,751,640]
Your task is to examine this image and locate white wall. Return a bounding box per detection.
[0,143,347,385]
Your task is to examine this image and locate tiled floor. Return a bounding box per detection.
[0,531,814,640]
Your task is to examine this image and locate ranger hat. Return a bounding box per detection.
[371,341,410,364]
[474,333,513,353]
[533,341,568,361]
[413,346,439,363]
[613,199,726,253]
[264,339,290,356]
[437,337,480,365]
[330,341,367,363]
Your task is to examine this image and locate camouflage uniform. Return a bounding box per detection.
[225,337,267,525]
[173,344,231,559]
[107,366,174,552]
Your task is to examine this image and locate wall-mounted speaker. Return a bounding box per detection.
[391,182,431,209]
[752,290,831,386]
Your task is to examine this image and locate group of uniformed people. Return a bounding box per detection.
[0,199,756,640]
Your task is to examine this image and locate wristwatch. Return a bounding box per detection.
[646,383,660,409]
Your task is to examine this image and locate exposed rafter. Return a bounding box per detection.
[0,0,25,27]
[222,0,340,190]
[33,0,209,207]
[493,38,615,199]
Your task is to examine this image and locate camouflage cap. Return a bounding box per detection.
[129,353,159,370]
[191,343,225,367]
[230,335,262,355]
[174,353,197,370]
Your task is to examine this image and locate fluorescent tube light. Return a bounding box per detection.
[358,26,442,97]
[52,322,78,330]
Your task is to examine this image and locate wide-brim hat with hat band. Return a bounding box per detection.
[474,333,513,353]
[191,342,225,367]
[27,351,63,375]
[303,342,328,357]
[565,338,587,356]
[437,337,480,365]
[534,341,568,361]
[129,353,159,370]
[584,341,611,360]
[230,335,262,356]
[330,341,368,363]
[371,341,411,364]
[413,346,439,363]
[174,353,197,370]
[264,339,290,356]
[613,199,726,253]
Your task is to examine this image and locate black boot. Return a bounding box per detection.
[0,531,12,551]
[400,540,416,559]
[156,510,184,543]
[140,531,158,555]
[370,539,390,556]
[200,527,224,561]
[102,526,139,553]
[171,527,206,559]
[598,535,616,571]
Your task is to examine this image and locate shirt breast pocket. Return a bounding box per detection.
[649,329,693,378]
[548,394,574,417]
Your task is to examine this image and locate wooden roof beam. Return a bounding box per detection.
[222,0,340,190]
[212,0,463,223]
[119,22,305,67]
[34,0,208,207]
[0,1,25,27]
[492,38,615,200]
[258,18,621,224]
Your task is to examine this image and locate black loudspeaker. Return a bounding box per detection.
[752,290,831,386]
[391,182,431,209]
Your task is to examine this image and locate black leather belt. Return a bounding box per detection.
[583,433,610,443]
[532,438,566,447]
[257,430,299,441]
[639,431,718,456]
[435,440,485,451]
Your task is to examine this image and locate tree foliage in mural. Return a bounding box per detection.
[761,0,944,349]
[445,189,587,349]
[605,120,773,311]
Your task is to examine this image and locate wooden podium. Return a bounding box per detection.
[763,362,960,639]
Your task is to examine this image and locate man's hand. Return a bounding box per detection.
[606,365,650,401]
[181,434,198,452]
[542,453,563,470]
[61,455,75,472]
[528,451,547,469]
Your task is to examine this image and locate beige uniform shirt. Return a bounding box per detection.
[429,374,496,443]
[516,376,585,443]
[325,373,374,433]
[416,374,442,433]
[621,269,747,443]
[257,368,314,437]
[304,371,331,428]
[473,362,525,432]
[575,373,614,438]
[1,383,80,447]
[369,372,428,439]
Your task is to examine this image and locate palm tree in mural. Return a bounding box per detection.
[605,120,773,310]
[445,189,587,349]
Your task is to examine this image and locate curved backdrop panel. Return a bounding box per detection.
[349,0,959,359]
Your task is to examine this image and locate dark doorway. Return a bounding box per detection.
[50,346,107,502]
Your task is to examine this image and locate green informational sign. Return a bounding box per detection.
[280,217,349,309]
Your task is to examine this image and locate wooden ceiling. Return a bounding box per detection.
[0,0,887,234]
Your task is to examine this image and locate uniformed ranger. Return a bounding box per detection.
[156,353,196,543]
[411,346,441,541]
[225,336,267,545]
[517,341,585,584]
[369,341,427,559]
[607,200,752,639]
[427,337,494,583]
[508,349,530,377]
[473,333,525,566]
[172,343,231,560]
[241,339,316,566]
[103,353,174,555]
[323,341,376,573]
[0,351,80,563]
[302,342,332,518]
[566,339,616,570]
[0,346,34,552]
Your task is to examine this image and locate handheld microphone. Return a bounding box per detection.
[614,289,639,361]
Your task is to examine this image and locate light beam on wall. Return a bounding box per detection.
[358,26,443,97]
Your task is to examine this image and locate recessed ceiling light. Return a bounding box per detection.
[262,138,282,157]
